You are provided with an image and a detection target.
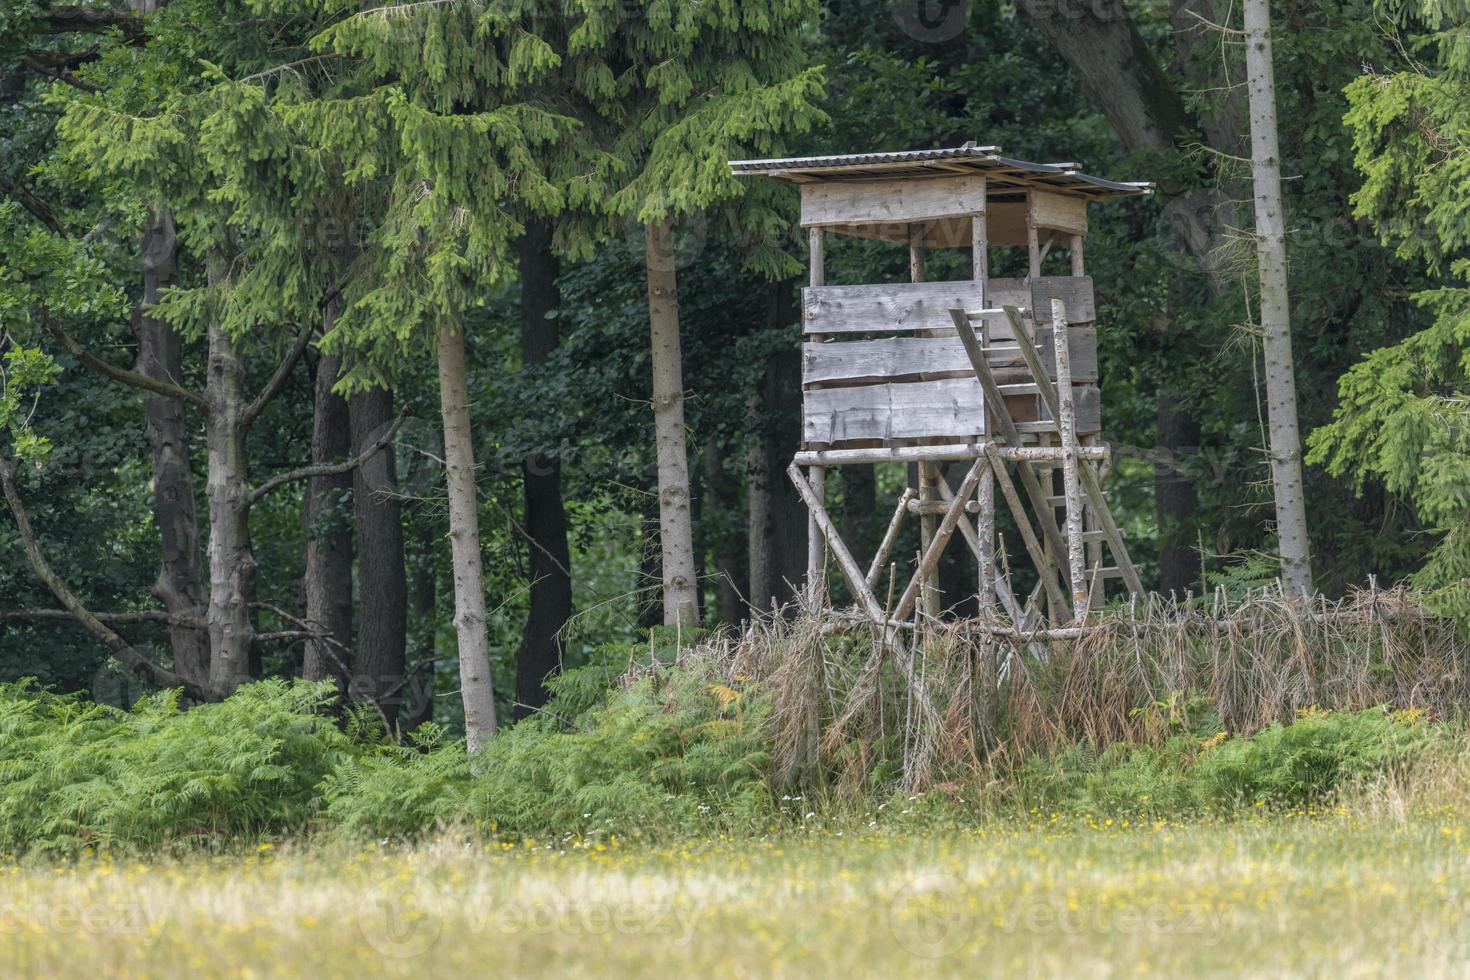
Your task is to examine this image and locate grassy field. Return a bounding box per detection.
[3,806,1470,978]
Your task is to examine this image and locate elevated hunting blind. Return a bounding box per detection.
[731,143,1152,629]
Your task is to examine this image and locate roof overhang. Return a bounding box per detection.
[729,143,1152,201]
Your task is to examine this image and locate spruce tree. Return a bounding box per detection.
[575,0,825,627]
[1309,0,1470,619]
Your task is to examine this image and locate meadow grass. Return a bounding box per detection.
[4,802,1470,978]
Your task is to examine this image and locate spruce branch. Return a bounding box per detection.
[0,457,222,703]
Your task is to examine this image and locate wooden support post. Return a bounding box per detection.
[1083,434,1104,606]
[1070,233,1085,277]
[972,211,988,307]
[918,463,941,616]
[806,466,826,606]
[932,465,1023,622]
[893,459,985,623]
[982,443,1070,614]
[910,222,941,617]
[977,462,996,612]
[1052,298,1088,621]
[1025,190,1041,279]
[806,228,827,606]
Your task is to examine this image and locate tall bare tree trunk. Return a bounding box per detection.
[204,313,255,693]
[302,349,353,685]
[402,502,438,732]
[643,218,699,627]
[704,434,745,624]
[134,209,210,686]
[515,220,573,718]
[350,386,407,720]
[745,393,773,615]
[1155,396,1203,596]
[436,320,497,749]
[1244,0,1313,597]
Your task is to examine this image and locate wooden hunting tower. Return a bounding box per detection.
[730,143,1152,628]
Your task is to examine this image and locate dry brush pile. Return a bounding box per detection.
[650,587,1469,793]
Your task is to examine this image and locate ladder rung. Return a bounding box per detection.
[1095,566,1123,579]
[998,383,1039,395]
[982,345,1022,356]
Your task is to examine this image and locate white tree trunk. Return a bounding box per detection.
[643,218,700,628]
[436,320,498,750]
[1244,0,1314,598]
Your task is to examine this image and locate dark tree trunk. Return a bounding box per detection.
[401,508,438,731]
[350,386,407,722]
[133,209,210,686]
[513,220,574,719]
[1156,396,1203,596]
[704,435,746,623]
[302,349,353,685]
[840,465,876,566]
[764,347,807,610]
[749,280,807,612]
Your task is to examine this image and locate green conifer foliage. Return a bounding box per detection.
[1309,0,1470,620]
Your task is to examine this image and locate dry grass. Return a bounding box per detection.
[6,805,1470,978]
[667,586,1468,793]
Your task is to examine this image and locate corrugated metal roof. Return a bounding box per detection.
[729,143,1151,200]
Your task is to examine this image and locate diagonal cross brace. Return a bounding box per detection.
[949,307,1075,586]
[1002,306,1145,596]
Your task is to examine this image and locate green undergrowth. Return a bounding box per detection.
[1003,702,1433,819]
[0,640,1455,855]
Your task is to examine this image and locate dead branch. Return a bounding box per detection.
[0,608,203,628]
[0,458,221,702]
[249,407,407,504]
[40,305,210,413]
[242,323,312,428]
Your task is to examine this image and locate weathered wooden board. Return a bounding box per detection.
[802,329,1096,386]
[803,337,972,386]
[803,282,983,335]
[802,378,987,445]
[800,174,987,228]
[1034,326,1098,383]
[1030,190,1088,236]
[802,278,1091,335]
[1038,383,1102,433]
[1029,277,1094,324]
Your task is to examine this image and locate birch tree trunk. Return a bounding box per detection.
[436,319,498,749]
[643,218,699,628]
[1244,0,1314,598]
